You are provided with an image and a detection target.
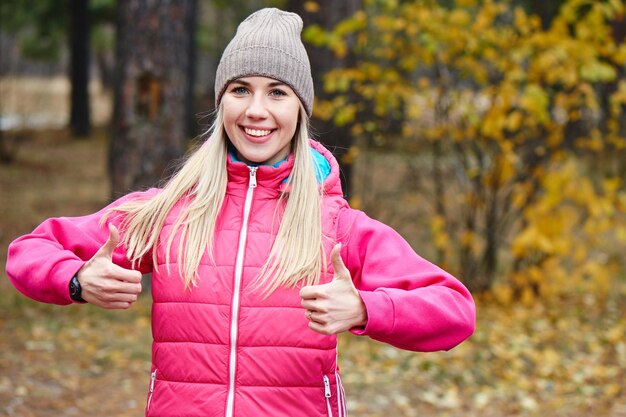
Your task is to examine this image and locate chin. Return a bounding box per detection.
[239,152,273,165]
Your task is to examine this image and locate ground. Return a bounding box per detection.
[0,130,625,416]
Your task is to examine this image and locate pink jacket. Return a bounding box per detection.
[7,140,475,417]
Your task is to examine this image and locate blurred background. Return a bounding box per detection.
[1,0,625,416]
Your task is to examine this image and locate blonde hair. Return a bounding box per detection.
[108,105,324,294]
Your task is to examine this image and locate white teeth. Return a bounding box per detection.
[244,128,272,137]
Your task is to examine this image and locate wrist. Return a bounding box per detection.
[69,274,86,303]
[356,301,368,327]
[352,290,368,328]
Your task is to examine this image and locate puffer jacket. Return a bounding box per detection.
[7,140,476,417]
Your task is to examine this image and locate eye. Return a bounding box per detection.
[230,86,248,95]
[269,88,287,97]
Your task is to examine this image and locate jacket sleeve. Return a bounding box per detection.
[337,208,476,352]
[6,190,158,305]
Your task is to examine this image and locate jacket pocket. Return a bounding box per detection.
[146,369,157,414]
[323,375,333,417]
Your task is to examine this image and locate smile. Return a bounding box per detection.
[244,127,274,137]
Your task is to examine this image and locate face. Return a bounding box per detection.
[222,76,301,166]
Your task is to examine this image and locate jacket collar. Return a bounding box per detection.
[225,139,343,197]
[226,150,295,191]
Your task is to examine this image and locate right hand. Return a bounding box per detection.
[77,223,143,309]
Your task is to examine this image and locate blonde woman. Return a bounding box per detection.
[7,8,475,417]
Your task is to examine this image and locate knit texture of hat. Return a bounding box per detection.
[214,8,314,117]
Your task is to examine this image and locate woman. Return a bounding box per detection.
[7,8,475,417]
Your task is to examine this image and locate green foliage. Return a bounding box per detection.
[1,0,69,61]
[197,0,277,53]
[0,0,116,62]
[313,0,626,296]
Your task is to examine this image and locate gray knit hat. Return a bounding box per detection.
[214,8,314,117]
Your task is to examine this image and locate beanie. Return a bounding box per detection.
[214,8,314,117]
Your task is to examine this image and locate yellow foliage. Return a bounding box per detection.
[314,0,626,298]
[511,226,553,257]
[456,0,477,7]
[492,283,514,304]
[349,195,362,210]
[520,84,549,124]
[505,110,523,132]
[431,214,450,250]
[511,158,626,299]
[341,145,361,165]
[334,103,358,126]
[449,9,471,27]
[580,61,617,82]
[303,1,319,13]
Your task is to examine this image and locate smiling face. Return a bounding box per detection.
[221,76,301,166]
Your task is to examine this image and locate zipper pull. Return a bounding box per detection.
[324,375,331,398]
[150,370,157,393]
[249,166,258,188]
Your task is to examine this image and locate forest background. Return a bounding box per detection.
[0,0,625,416]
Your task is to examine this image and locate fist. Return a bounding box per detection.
[76,224,143,309]
[299,243,367,335]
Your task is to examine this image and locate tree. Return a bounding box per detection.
[286,0,362,197]
[110,0,198,196]
[69,0,91,137]
[195,0,270,138]
[315,0,626,294]
[0,0,117,137]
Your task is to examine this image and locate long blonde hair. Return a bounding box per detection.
[108,105,324,294]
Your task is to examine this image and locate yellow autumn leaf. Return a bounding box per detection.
[512,226,554,256]
[506,110,523,131]
[580,60,617,82]
[303,1,319,13]
[520,84,549,123]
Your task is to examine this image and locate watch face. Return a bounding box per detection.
[70,276,82,300]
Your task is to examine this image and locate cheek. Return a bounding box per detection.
[280,109,300,138]
[222,108,239,136]
[222,99,241,120]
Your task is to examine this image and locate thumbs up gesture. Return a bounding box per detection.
[299,243,367,335]
[76,224,143,309]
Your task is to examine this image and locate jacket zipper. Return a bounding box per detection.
[225,166,257,417]
[147,369,157,412]
[324,375,333,417]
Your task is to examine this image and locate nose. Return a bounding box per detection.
[245,94,269,119]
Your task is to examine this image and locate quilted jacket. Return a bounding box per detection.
[7,140,476,417]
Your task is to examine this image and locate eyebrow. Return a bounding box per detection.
[232,79,287,88]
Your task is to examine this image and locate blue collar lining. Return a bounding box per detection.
[229,147,331,184]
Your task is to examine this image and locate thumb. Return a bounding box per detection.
[330,243,350,281]
[96,223,120,259]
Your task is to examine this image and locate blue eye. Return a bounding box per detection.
[231,86,248,94]
[270,89,287,97]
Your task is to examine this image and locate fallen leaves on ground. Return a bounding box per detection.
[1,282,624,416]
[338,286,626,417]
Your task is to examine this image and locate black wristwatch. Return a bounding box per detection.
[69,274,86,303]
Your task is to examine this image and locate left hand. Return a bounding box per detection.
[299,243,367,335]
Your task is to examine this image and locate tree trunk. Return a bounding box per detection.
[69,0,91,137]
[285,0,361,198]
[185,2,198,139]
[110,0,197,197]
